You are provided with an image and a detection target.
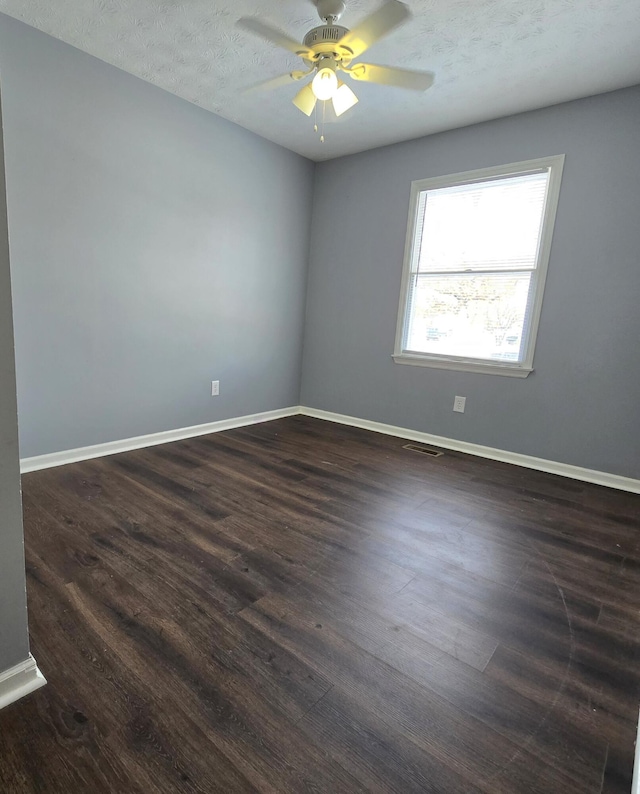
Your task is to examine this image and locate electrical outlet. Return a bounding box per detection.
[211,380,220,397]
[453,395,466,413]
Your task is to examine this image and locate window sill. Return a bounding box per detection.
[392,353,533,378]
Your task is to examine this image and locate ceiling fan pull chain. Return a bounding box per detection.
[320,100,326,143]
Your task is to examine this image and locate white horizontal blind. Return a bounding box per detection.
[403,169,551,364]
[416,172,549,273]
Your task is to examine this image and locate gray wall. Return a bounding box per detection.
[0,88,30,671]
[301,86,640,479]
[2,10,639,480]
[0,15,314,459]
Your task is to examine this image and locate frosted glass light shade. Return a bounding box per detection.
[332,82,358,116]
[312,67,338,100]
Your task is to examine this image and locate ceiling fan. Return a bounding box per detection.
[238,0,434,124]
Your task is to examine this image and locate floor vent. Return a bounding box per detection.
[402,443,444,458]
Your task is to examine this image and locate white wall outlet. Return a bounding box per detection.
[211,380,220,397]
[453,395,466,413]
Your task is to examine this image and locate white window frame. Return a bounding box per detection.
[393,155,565,377]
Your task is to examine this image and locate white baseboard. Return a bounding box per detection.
[633,708,640,794]
[631,704,640,794]
[20,407,300,473]
[299,407,640,494]
[20,404,640,494]
[0,654,46,711]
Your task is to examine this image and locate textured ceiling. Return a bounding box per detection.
[1,0,639,161]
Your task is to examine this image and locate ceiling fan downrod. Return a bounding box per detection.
[315,0,346,24]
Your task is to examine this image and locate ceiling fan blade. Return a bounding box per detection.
[237,17,311,58]
[332,82,359,117]
[244,73,297,93]
[348,63,434,91]
[292,83,317,116]
[337,0,411,59]
[243,70,310,93]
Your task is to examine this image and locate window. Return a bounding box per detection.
[394,156,564,377]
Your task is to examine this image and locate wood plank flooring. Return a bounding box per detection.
[1,415,639,793]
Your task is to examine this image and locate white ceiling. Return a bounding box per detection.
[1,0,639,161]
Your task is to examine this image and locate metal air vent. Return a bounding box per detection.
[402,444,444,458]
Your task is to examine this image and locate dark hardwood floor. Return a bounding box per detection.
[1,415,639,793]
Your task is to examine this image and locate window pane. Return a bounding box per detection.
[416,172,548,273]
[405,272,532,362]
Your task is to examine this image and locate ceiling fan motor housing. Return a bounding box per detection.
[303,24,349,50]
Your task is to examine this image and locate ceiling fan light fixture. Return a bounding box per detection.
[332,82,358,116]
[238,1,435,136]
[311,66,339,100]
